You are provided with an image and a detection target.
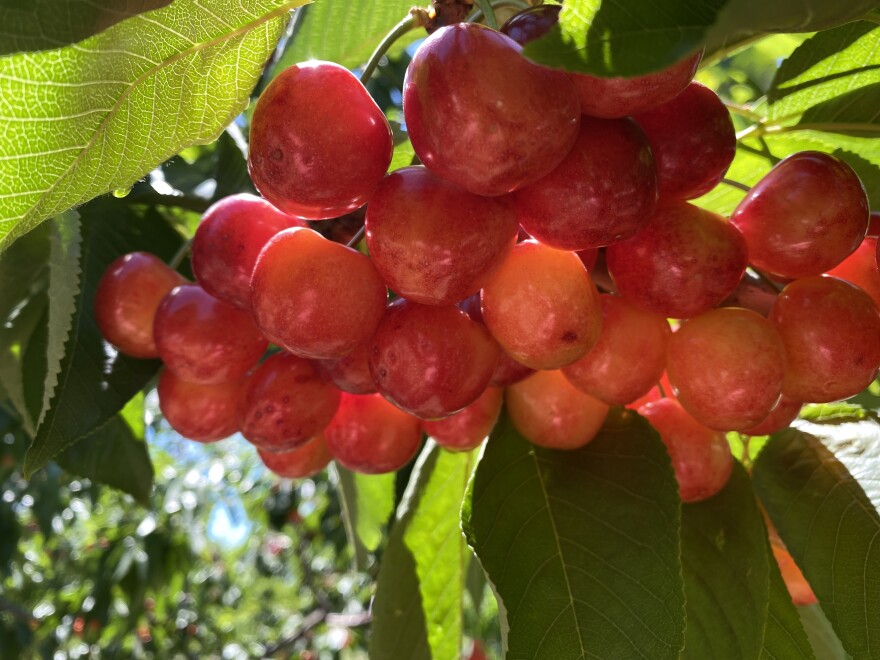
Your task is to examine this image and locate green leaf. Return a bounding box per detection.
[24,199,183,477]
[39,213,82,428]
[521,0,876,77]
[388,138,416,173]
[798,605,850,660]
[55,415,154,505]
[0,0,172,56]
[371,443,474,660]
[763,554,815,660]
[752,428,880,659]
[680,463,810,659]
[270,0,418,76]
[767,23,880,130]
[0,0,303,253]
[462,411,685,659]
[334,465,395,569]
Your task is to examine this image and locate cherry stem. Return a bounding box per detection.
[749,267,783,293]
[472,0,499,28]
[347,225,366,249]
[468,0,530,24]
[359,13,417,84]
[168,238,192,271]
[721,177,751,193]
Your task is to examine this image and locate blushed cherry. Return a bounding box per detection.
[157,369,241,442]
[422,387,503,452]
[258,436,333,479]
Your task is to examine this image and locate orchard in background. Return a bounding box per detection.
[1,0,880,658]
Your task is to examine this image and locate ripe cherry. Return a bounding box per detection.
[369,300,500,419]
[770,276,880,403]
[312,344,377,395]
[154,284,267,384]
[638,398,733,503]
[771,542,817,606]
[238,352,341,453]
[251,227,387,359]
[422,387,503,452]
[667,307,786,431]
[826,235,880,308]
[606,202,748,319]
[94,252,185,359]
[742,395,802,436]
[513,116,658,250]
[731,152,869,279]
[324,393,422,474]
[157,369,241,442]
[191,194,303,309]
[258,435,333,479]
[249,61,392,219]
[481,240,602,369]
[365,166,518,305]
[634,82,736,201]
[404,23,580,196]
[562,295,671,406]
[506,370,609,450]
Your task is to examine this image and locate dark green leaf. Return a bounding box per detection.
[270,0,419,76]
[798,605,850,660]
[24,199,183,477]
[370,444,474,660]
[0,0,303,253]
[763,554,815,660]
[753,428,880,659]
[0,0,172,55]
[212,129,256,201]
[522,0,876,77]
[462,411,685,659]
[56,415,153,505]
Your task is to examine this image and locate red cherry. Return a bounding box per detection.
[514,116,658,250]
[238,352,341,453]
[248,61,393,219]
[312,344,377,395]
[826,236,880,308]
[771,543,817,606]
[731,152,869,279]
[741,395,802,436]
[258,435,333,479]
[250,227,387,359]
[191,194,303,309]
[324,393,422,474]
[638,398,733,503]
[369,300,500,419]
[422,387,503,452]
[500,5,561,44]
[403,23,580,196]
[157,369,241,442]
[365,166,518,305]
[634,82,736,201]
[94,252,185,359]
[154,284,267,384]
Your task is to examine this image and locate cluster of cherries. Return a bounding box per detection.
[95,4,878,546]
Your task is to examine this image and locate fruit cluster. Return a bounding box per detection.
[95,8,880,514]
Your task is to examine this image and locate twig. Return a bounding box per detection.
[346,225,366,249]
[260,607,327,657]
[721,178,752,193]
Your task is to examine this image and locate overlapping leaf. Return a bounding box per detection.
[334,466,395,569]
[0,0,303,253]
[462,411,685,659]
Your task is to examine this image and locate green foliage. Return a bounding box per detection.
[335,466,395,568]
[522,0,877,76]
[753,428,880,659]
[371,443,474,660]
[0,0,303,253]
[463,411,685,659]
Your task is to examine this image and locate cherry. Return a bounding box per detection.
[258,435,333,479]
[248,61,392,219]
[324,393,422,474]
[562,295,670,406]
[741,395,802,436]
[250,227,387,359]
[667,307,786,431]
[500,5,560,44]
[481,240,602,369]
[826,236,880,308]
[422,387,503,452]
[94,252,185,359]
[770,276,880,403]
[634,82,736,201]
[312,344,377,395]
[238,352,341,453]
[638,398,733,503]
[365,166,518,305]
[506,369,609,450]
[369,300,500,419]
[154,284,267,384]
[157,369,241,442]
[403,22,580,196]
[606,202,748,319]
[731,152,869,279]
[771,543,817,606]
[191,194,303,310]
[513,116,658,250]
